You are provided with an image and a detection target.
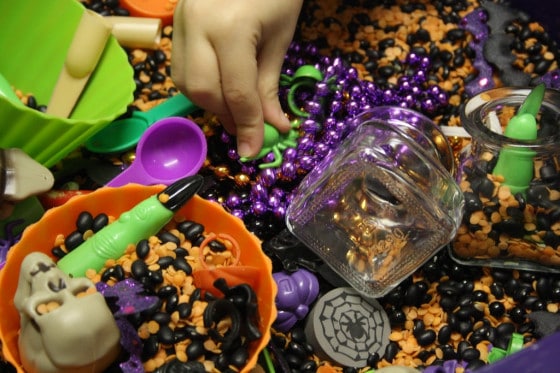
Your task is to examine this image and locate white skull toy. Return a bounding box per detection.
[14,252,121,373]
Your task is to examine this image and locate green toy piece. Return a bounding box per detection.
[487,332,524,363]
[492,84,545,195]
[240,121,301,169]
[56,175,203,278]
[281,65,324,117]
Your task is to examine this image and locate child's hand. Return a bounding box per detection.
[171,0,303,157]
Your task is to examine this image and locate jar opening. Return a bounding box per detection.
[462,87,560,151]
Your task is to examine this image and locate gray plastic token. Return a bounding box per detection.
[304,287,391,367]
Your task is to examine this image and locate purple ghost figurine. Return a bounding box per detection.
[272,268,320,332]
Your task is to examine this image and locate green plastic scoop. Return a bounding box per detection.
[85,92,198,154]
[492,83,545,194]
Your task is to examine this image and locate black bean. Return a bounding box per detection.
[466,359,486,370]
[76,211,94,233]
[416,329,437,346]
[148,269,164,285]
[496,322,516,337]
[154,360,205,373]
[229,346,249,368]
[384,341,399,361]
[490,282,505,299]
[177,302,192,319]
[51,246,66,259]
[287,341,308,360]
[186,339,205,360]
[157,285,176,298]
[458,320,473,336]
[92,213,109,232]
[180,221,205,241]
[404,282,424,307]
[291,327,307,344]
[165,293,179,313]
[131,260,149,279]
[389,308,406,326]
[208,239,227,252]
[439,296,457,312]
[101,265,125,282]
[461,347,480,361]
[136,239,150,259]
[159,231,180,246]
[157,255,174,269]
[439,344,458,360]
[367,352,380,368]
[489,301,506,317]
[302,360,318,372]
[152,311,171,325]
[157,325,174,345]
[173,256,193,275]
[64,231,84,251]
[438,325,452,344]
[142,335,159,359]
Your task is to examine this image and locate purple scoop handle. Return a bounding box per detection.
[106,117,207,187]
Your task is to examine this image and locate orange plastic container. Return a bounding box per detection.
[0,184,277,373]
[120,0,178,26]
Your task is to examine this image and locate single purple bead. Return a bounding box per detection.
[252,201,268,215]
[421,97,437,113]
[297,136,315,152]
[230,209,245,219]
[251,183,268,200]
[220,131,231,143]
[241,164,257,176]
[268,194,281,209]
[227,148,239,160]
[271,187,285,199]
[283,147,298,162]
[273,205,287,219]
[316,82,331,97]
[314,143,331,158]
[226,194,242,209]
[330,100,343,114]
[281,162,298,180]
[300,119,321,134]
[407,52,421,66]
[259,168,277,187]
[262,152,276,164]
[298,155,316,171]
[305,101,323,115]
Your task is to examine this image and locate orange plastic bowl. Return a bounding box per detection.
[0,184,277,373]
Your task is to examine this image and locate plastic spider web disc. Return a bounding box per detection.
[304,287,390,367]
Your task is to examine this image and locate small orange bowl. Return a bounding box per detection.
[0,184,277,373]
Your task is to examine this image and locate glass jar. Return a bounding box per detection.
[286,107,464,298]
[450,87,560,272]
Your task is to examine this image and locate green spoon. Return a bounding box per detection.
[85,92,198,154]
[492,84,545,194]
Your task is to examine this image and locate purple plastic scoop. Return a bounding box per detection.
[106,117,207,187]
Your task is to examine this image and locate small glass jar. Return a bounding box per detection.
[450,87,560,272]
[286,107,464,298]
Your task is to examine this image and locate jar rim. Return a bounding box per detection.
[461,86,560,150]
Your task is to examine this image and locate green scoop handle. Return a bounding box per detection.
[85,92,198,154]
[492,84,545,195]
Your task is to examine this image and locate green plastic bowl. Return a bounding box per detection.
[0,0,134,168]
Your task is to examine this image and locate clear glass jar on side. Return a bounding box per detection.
[286,107,464,298]
[450,87,560,272]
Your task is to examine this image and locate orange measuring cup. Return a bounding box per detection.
[120,0,178,26]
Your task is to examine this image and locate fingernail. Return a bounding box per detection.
[237,140,253,158]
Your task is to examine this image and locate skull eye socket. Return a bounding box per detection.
[48,278,67,292]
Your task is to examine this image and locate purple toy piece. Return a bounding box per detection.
[272,268,320,332]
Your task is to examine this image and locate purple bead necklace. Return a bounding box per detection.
[203,39,453,237]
